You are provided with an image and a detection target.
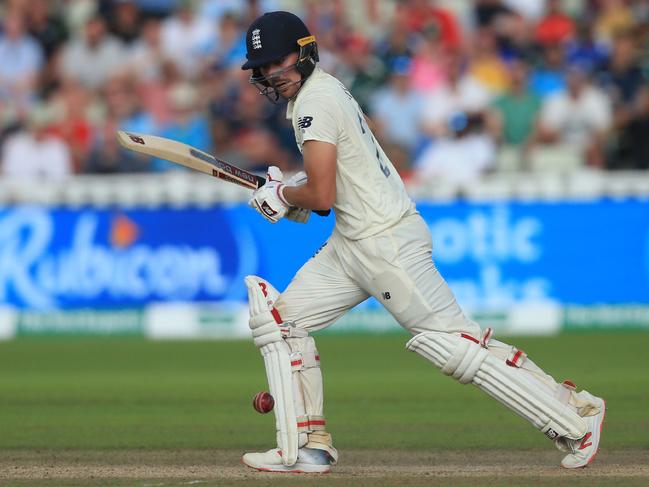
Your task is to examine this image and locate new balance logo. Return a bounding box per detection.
[251,29,262,49]
[297,116,313,129]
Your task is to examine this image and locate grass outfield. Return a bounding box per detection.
[0,332,648,486]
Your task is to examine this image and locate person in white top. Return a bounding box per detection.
[239,11,605,474]
[1,104,72,181]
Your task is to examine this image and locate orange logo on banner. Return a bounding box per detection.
[110,214,139,248]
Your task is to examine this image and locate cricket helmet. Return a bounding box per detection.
[241,11,319,102]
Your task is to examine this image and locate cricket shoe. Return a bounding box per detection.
[242,447,334,473]
[556,394,606,468]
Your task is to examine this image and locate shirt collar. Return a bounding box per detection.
[286,67,323,119]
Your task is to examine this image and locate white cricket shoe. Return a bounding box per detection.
[557,395,606,469]
[242,447,333,473]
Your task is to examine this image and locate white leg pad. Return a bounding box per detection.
[407,331,587,441]
[246,275,298,466]
[246,276,337,465]
[286,336,338,464]
[260,340,299,466]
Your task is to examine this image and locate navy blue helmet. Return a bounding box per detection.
[241,11,319,102]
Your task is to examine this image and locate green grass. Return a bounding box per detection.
[0,331,647,452]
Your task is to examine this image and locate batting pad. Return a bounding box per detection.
[260,340,299,466]
[246,276,298,466]
[407,332,587,441]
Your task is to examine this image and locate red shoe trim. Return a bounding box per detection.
[579,432,593,450]
[584,400,606,467]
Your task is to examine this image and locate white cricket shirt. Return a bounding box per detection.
[287,67,415,240]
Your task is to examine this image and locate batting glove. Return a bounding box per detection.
[249,166,290,223]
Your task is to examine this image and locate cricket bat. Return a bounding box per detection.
[116,131,330,216]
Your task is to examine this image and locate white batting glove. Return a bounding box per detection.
[248,166,290,223]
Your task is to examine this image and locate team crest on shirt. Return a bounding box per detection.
[251,29,262,49]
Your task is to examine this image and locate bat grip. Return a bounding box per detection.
[256,175,331,217]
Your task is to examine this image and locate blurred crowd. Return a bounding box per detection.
[1,0,648,185]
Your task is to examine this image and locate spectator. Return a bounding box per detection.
[491,58,541,170]
[491,58,541,148]
[25,0,68,61]
[535,65,612,168]
[467,26,510,95]
[474,0,534,62]
[129,0,176,19]
[211,12,247,70]
[370,57,423,155]
[160,0,216,79]
[502,0,545,22]
[152,82,213,172]
[1,104,72,180]
[474,0,515,30]
[565,21,609,74]
[414,112,497,185]
[593,0,635,47]
[374,7,416,69]
[598,30,646,110]
[421,51,492,138]
[402,0,463,51]
[108,0,142,45]
[59,14,127,91]
[85,73,156,174]
[50,80,94,173]
[128,18,167,83]
[529,43,566,98]
[337,33,387,113]
[0,10,44,109]
[408,26,448,92]
[607,83,649,170]
[535,0,576,47]
[127,17,180,125]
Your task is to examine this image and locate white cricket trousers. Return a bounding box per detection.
[275,212,481,336]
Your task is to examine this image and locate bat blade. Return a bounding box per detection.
[116,131,262,190]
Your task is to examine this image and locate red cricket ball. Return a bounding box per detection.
[252,391,274,414]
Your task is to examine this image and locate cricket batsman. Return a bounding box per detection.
[240,11,605,473]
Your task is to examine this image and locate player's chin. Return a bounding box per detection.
[277,85,298,99]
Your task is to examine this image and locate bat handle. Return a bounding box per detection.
[256,175,331,217]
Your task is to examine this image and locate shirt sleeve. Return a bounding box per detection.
[295,95,340,145]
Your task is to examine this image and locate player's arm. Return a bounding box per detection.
[282,140,336,211]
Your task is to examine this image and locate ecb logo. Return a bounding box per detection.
[251,29,262,49]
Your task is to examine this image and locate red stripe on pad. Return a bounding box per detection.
[291,360,303,367]
[506,350,524,367]
[271,307,282,324]
[461,333,480,344]
[297,420,326,428]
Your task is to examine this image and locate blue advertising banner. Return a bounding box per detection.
[418,200,649,309]
[1,200,648,311]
